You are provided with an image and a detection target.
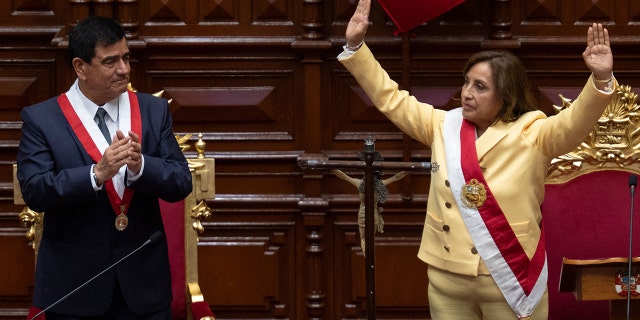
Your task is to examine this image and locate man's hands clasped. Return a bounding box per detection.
[93,130,141,185]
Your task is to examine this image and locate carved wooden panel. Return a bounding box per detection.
[197,219,296,318]
[149,69,297,141]
[0,232,35,306]
[334,215,429,319]
[513,0,640,38]
[142,0,299,38]
[0,61,57,120]
[0,0,65,26]
[2,0,640,319]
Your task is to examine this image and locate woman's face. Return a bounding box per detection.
[460,61,502,135]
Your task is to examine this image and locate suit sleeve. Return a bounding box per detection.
[128,95,192,202]
[339,43,443,147]
[17,103,98,212]
[528,75,615,158]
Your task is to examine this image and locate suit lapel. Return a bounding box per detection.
[475,121,510,159]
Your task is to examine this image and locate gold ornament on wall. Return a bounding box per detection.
[546,84,640,184]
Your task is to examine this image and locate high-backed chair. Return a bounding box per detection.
[15,133,216,320]
[542,84,640,319]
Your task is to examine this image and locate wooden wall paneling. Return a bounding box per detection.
[631,1,640,24]
[0,231,35,317]
[328,68,401,149]
[197,214,297,319]
[140,0,301,38]
[0,183,37,318]
[0,0,67,27]
[3,0,640,319]
[137,43,303,151]
[0,49,63,320]
[511,0,640,40]
[0,44,64,319]
[331,198,430,319]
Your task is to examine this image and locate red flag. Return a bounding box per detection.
[377,0,465,33]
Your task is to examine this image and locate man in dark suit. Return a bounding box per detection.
[16,16,192,319]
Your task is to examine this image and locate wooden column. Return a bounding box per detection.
[92,0,115,18]
[301,0,324,40]
[295,1,332,316]
[483,0,520,48]
[490,0,512,40]
[300,200,328,320]
[116,0,139,39]
[69,0,91,28]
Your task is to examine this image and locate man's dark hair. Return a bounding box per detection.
[67,16,126,66]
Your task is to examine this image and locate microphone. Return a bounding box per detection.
[30,231,164,320]
[627,174,637,320]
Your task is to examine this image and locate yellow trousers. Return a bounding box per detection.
[427,265,548,319]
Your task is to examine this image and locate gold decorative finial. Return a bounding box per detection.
[195,133,206,159]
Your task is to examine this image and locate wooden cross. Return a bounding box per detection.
[298,135,438,320]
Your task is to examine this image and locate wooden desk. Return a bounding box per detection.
[561,257,640,320]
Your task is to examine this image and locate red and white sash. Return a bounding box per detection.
[58,90,142,220]
[443,108,547,318]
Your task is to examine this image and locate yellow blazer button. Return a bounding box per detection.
[471,247,478,254]
[443,245,450,252]
[445,180,450,187]
[445,202,452,208]
[443,225,450,232]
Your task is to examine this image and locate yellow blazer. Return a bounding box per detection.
[340,44,614,277]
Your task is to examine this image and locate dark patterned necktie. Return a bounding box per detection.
[95,108,112,144]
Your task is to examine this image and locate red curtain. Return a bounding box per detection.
[377,0,465,33]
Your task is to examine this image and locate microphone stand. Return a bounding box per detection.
[31,231,163,320]
[627,174,637,320]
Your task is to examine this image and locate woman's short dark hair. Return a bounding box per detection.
[463,50,538,123]
[67,16,126,66]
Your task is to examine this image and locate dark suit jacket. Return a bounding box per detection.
[16,91,192,316]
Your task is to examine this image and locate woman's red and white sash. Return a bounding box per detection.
[443,108,547,318]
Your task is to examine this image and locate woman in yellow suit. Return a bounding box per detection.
[339,1,615,319]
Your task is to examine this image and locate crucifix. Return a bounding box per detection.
[298,135,438,320]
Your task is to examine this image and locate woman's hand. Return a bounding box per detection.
[583,23,613,81]
[345,0,371,48]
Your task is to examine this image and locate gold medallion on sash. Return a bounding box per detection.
[461,178,487,208]
[115,205,128,231]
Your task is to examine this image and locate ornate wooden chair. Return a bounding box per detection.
[542,84,640,319]
[15,133,216,320]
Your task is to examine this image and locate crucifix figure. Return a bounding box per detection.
[332,169,409,255]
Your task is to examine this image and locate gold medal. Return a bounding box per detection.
[461,178,487,208]
[115,214,128,231]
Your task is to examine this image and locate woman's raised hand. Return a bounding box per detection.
[345,0,371,48]
[583,23,613,81]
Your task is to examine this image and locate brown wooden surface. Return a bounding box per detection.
[561,258,640,319]
[561,257,640,301]
[2,1,640,319]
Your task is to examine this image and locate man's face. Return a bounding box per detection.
[75,38,130,105]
